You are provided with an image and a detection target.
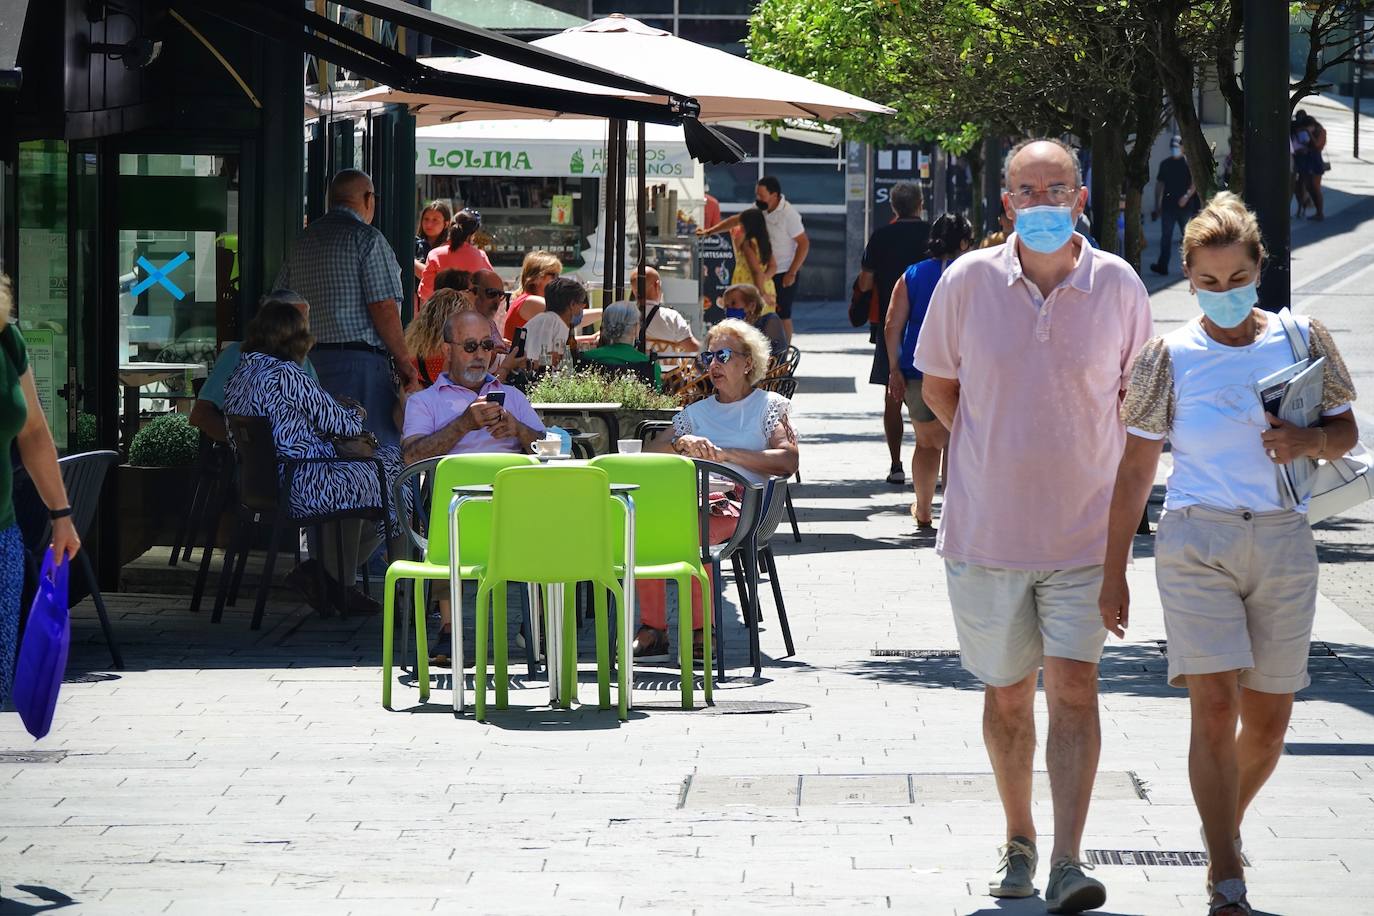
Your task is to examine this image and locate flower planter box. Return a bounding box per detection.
[117,465,197,565]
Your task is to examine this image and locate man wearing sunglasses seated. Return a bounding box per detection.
[401,311,544,465]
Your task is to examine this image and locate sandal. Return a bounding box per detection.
[885,466,905,485]
[632,626,669,660]
[1208,878,1251,915]
[909,502,934,530]
[429,627,452,668]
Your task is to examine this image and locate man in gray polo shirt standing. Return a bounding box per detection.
[275,169,419,447]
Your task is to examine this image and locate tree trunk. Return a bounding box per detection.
[1124,65,1166,272]
[1214,0,1246,192]
[1156,5,1219,200]
[967,140,985,237]
[1090,118,1125,256]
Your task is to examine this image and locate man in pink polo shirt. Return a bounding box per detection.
[402,311,544,465]
[915,138,1152,913]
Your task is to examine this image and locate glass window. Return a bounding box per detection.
[704,162,760,204]
[679,1,753,13]
[593,0,671,13]
[535,0,591,15]
[758,162,844,205]
[762,132,843,159]
[676,18,749,52]
[16,140,71,450]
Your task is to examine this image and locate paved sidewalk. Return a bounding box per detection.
[3,305,1374,915]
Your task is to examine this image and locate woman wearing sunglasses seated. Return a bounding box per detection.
[640,319,800,660]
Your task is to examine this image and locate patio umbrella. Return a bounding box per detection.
[352,15,892,124]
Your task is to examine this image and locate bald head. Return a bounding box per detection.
[469,269,505,318]
[328,169,378,224]
[629,265,662,303]
[1002,139,1082,191]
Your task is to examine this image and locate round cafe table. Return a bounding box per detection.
[446,482,639,715]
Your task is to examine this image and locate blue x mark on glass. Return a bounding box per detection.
[131,252,190,300]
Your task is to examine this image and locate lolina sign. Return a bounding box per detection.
[417,141,694,178]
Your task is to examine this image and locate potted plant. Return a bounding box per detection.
[527,368,680,450]
[118,413,201,564]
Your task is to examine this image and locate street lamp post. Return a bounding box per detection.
[1244,0,1290,312]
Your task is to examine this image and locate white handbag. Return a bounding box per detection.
[1277,311,1374,524]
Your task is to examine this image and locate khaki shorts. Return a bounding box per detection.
[945,561,1107,687]
[902,377,937,424]
[1156,505,1318,693]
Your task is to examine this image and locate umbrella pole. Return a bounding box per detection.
[603,120,620,305]
[616,118,628,302]
[636,120,647,351]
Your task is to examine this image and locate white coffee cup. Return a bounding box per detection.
[532,437,562,457]
[617,439,643,454]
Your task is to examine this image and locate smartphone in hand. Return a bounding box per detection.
[486,390,506,408]
[512,326,528,358]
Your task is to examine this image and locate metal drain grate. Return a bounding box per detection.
[0,750,68,764]
[1086,850,1208,867]
[870,649,960,658]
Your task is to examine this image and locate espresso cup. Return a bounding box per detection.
[616,439,643,454]
[532,437,562,457]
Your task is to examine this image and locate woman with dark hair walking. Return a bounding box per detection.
[884,213,975,529]
[732,207,777,311]
[418,208,493,302]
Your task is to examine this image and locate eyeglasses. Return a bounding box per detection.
[1007,184,1078,207]
[453,338,496,353]
[476,286,511,303]
[699,347,736,367]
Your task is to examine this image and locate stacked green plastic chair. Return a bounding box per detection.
[473,464,629,721]
[591,453,713,709]
[381,453,537,708]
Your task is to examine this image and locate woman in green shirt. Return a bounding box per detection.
[0,275,80,706]
[579,301,662,390]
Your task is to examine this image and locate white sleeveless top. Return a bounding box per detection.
[673,389,792,484]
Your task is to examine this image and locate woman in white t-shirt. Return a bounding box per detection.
[638,319,799,660]
[1100,193,1358,916]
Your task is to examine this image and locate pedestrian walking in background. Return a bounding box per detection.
[275,169,418,449]
[915,138,1153,913]
[698,176,809,343]
[413,199,452,281]
[0,275,80,707]
[731,207,777,310]
[857,182,930,486]
[884,212,974,529]
[1102,193,1358,916]
[1149,135,1199,276]
[418,208,494,303]
[1293,111,1328,222]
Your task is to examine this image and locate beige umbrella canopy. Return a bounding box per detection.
[351,14,892,124]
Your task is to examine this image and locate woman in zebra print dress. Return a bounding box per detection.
[223,302,403,613]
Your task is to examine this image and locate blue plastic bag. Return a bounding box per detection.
[11,549,70,740]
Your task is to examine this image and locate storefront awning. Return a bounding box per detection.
[0,0,32,91]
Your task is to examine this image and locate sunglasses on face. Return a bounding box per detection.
[699,347,736,367]
[477,286,511,302]
[454,338,496,353]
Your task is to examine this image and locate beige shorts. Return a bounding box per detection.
[945,561,1108,687]
[1156,504,1318,693]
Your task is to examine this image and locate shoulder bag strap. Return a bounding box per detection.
[638,304,662,350]
[1275,309,1310,363]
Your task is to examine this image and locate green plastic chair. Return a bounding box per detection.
[591,453,713,709]
[473,465,628,721]
[381,453,538,708]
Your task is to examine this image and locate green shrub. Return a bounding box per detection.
[76,412,98,450]
[526,367,679,410]
[128,413,199,467]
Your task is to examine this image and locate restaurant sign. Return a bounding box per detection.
[417,141,695,179]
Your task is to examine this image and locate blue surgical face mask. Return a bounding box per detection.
[1014,205,1076,254]
[1195,281,1258,329]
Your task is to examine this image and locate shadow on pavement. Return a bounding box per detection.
[0,886,77,915]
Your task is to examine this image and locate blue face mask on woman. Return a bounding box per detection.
[1195,281,1258,329]
[1014,205,1077,254]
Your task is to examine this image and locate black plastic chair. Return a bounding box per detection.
[573,350,659,389]
[168,435,233,568]
[14,450,124,669]
[693,460,773,680]
[212,415,391,630]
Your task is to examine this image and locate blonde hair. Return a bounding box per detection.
[519,250,563,292]
[723,283,763,321]
[1181,191,1266,268]
[405,289,474,359]
[706,318,772,386]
